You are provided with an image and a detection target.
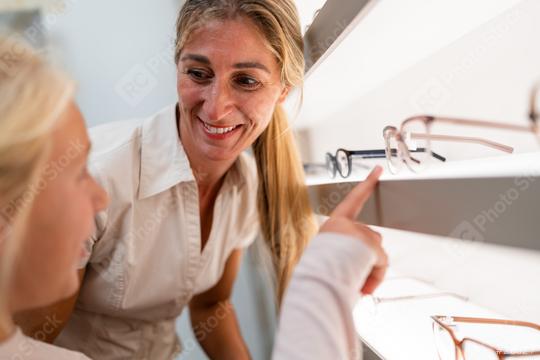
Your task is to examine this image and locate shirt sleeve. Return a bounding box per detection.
[272,232,377,360]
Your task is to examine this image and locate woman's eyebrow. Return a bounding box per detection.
[181,53,211,64]
[233,62,270,73]
[181,53,270,73]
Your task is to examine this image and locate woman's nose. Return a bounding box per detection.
[202,80,234,122]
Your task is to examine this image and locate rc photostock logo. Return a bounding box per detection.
[115,64,159,107]
[448,220,485,243]
[448,170,538,245]
[115,39,175,107]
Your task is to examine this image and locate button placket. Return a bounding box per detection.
[183,181,201,289]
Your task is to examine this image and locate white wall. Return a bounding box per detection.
[45,0,180,126]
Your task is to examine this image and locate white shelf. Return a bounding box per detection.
[354,271,540,360]
[306,151,540,187]
[307,151,540,252]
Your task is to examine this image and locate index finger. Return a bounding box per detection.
[331,166,383,220]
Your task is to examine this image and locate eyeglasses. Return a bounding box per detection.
[363,292,468,316]
[326,148,446,178]
[432,315,540,360]
[383,114,540,174]
[384,82,540,174]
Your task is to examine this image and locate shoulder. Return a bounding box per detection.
[88,117,144,167]
[0,328,91,360]
[87,104,176,196]
[87,117,144,207]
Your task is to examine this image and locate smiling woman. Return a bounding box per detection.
[14,1,318,359]
[174,4,318,298]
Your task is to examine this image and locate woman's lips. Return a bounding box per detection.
[198,117,243,140]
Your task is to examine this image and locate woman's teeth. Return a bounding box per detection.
[203,122,238,134]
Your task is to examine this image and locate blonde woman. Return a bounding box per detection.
[0,38,108,358]
[20,1,386,359]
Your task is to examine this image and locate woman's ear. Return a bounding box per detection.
[278,86,291,104]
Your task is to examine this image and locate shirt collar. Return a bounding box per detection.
[138,104,247,200]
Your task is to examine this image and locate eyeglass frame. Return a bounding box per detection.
[383,114,539,174]
[363,292,468,317]
[326,148,446,178]
[431,315,540,359]
[384,82,540,174]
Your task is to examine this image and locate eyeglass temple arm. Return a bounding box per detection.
[375,292,468,304]
[411,133,514,153]
[432,315,540,331]
[349,149,446,162]
[504,350,540,357]
[530,82,540,123]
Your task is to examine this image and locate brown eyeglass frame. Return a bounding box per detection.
[431,315,540,359]
[384,82,540,173]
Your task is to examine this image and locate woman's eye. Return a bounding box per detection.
[186,69,212,82]
[235,76,261,90]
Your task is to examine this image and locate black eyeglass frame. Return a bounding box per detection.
[326,148,446,178]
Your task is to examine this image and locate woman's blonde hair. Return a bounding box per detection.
[175,0,317,303]
[0,37,74,332]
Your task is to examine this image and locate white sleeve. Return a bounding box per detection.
[272,232,377,360]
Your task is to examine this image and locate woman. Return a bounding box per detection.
[1,36,388,360]
[0,38,108,359]
[24,1,318,359]
[20,1,384,359]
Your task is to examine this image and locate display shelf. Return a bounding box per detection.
[353,270,540,360]
[306,151,540,186]
[307,152,540,252]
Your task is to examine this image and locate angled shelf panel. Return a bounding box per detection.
[307,152,540,252]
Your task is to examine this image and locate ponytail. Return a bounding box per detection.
[252,105,317,304]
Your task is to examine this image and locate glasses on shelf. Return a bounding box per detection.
[363,292,468,316]
[384,82,540,174]
[326,148,446,178]
[432,315,540,360]
[383,114,539,175]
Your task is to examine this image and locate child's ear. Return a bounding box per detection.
[278,86,291,104]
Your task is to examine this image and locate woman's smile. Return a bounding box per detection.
[197,116,244,140]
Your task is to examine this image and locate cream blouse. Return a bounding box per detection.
[55,104,260,360]
[0,328,90,359]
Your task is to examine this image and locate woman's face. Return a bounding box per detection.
[10,101,108,310]
[177,17,289,162]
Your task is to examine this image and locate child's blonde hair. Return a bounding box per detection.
[0,37,74,332]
